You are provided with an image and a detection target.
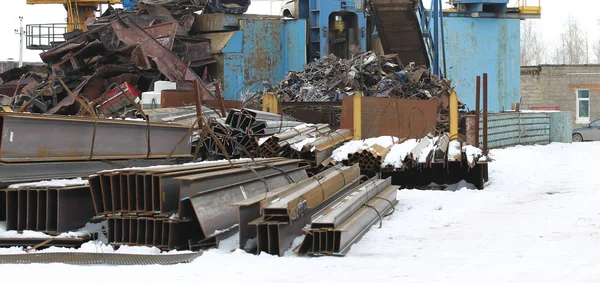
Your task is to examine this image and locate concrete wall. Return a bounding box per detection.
[443,16,521,112]
[520,65,600,129]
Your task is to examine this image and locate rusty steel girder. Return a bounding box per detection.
[0,112,192,162]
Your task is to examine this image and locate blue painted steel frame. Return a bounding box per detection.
[416,0,446,78]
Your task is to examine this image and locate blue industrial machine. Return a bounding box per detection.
[200,0,449,100]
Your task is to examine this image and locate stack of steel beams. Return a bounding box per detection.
[295,177,398,256]
[233,164,363,256]
[89,158,310,251]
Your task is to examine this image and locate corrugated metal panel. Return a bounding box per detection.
[474,112,551,148]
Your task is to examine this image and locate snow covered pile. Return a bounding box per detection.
[0,221,104,240]
[331,136,399,162]
[382,139,419,168]
[8,177,89,189]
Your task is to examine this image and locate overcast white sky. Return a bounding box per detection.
[0,0,596,63]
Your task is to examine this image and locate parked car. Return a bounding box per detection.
[572,119,600,142]
[280,0,296,18]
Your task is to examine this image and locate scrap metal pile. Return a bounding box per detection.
[0,3,218,118]
[195,108,353,167]
[271,51,463,132]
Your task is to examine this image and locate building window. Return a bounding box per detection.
[577,89,590,123]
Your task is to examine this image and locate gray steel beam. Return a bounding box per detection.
[0,113,192,163]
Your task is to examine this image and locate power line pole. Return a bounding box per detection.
[14,16,24,67]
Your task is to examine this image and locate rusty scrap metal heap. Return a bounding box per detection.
[273,51,463,132]
[0,3,217,117]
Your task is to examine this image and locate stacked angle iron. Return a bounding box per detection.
[203,108,302,158]
[289,129,353,166]
[295,176,399,256]
[358,144,394,171]
[257,123,331,158]
[88,158,309,251]
[232,164,362,256]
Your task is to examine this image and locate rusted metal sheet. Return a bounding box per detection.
[343,96,437,139]
[160,90,197,108]
[110,17,213,100]
[0,112,192,162]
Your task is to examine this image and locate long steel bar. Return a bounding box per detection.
[0,113,192,163]
[263,164,360,222]
[185,167,308,238]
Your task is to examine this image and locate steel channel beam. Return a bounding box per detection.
[264,164,360,222]
[175,160,304,206]
[186,167,308,239]
[233,181,303,251]
[0,237,89,249]
[0,190,5,221]
[6,190,17,230]
[262,176,362,256]
[310,177,391,229]
[26,189,37,231]
[46,189,57,234]
[151,158,284,215]
[0,159,180,187]
[56,186,96,233]
[335,185,399,256]
[0,113,192,163]
[17,189,26,231]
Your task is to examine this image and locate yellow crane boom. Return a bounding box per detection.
[26,0,121,32]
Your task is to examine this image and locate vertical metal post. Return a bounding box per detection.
[353,92,362,140]
[213,83,227,117]
[482,73,488,154]
[432,0,439,77]
[439,0,447,78]
[475,76,481,147]
[193,80,203,130]
[17,16,24,67]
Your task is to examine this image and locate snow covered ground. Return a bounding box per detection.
[1,142,600,282]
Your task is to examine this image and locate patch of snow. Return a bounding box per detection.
[331,136,399,162]
[258,137,270,146]
[382,139,419,168]
[464,145,483,164]
[0,221,106,239]
[2,142,600,283]
[416,137,439,162]
[97,158,256,173]
[8,177,88,189]
[447,140,462,161]
[291,138,316,152]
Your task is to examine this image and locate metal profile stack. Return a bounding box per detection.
[233,164,362,256]
[2,183,95,234]
[257,123,331,157]
[290,129,353,166]
[295,177,398,256]
[358,144,394,171]
[88,158,310,250]
[202,108,301,158]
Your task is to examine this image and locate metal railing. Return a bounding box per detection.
[26,23,72,50]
